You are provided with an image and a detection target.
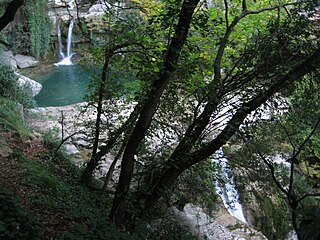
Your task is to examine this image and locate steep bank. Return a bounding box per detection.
[26,102,269,240]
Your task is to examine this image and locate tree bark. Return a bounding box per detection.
[81,48,112,184]
[109,0,200,227]
[0,0,24,32]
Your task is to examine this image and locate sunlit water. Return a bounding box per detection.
[34,65,92,107]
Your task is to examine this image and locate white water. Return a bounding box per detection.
[214,149,247,223]
[57,19,65,60]
[54,18,75,66]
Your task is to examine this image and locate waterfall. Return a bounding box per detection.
[54,18,75,66]
[66,18,74,58]
[57,19,65,60]
[213,149,247,224]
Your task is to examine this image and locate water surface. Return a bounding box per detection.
[35,65,92,107]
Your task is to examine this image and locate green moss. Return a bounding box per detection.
[25,0,51,58]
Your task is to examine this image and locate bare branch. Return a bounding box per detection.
[212,1,297,85]
[245,2,297,16]
[279,122,296,153]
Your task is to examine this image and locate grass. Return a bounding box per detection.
[0,101,197,239]
[16,131,199,240]
[16,131,137,239]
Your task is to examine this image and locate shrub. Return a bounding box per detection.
[0,97,31,135]
[0,63,35,108]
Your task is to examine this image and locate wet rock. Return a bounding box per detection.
[170,203,267,240]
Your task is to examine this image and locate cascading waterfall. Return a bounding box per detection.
[54,18,75,66]
[66,18,74,58]
[213,149,247,224]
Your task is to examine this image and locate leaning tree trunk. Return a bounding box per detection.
[132,47,320,219]
[109,0,201,227]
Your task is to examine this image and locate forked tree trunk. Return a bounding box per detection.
[131,47,320,222]
[81,48,111,184]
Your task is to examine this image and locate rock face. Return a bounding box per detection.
[15,54,39,69]
[16,73,42,97]
[0,51,17,70]
[26,102,124,177]
[170,203,268,240]
[83,3,109,20]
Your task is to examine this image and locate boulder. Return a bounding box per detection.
[14,54,39,69]
[0,51,17,70]
[64,143,80,155]
[16,73,42,97]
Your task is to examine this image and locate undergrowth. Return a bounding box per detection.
[0,189,41,240]
[15,130,198,239]
[17,131,137,239]
[0,97,31,136]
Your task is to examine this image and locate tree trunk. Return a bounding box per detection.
[81,43,139,184]
[81,49,111,184]
[109,0,200,227]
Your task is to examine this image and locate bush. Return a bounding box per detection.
[0,97,31,135]
[0,189,42,240]
[0,63,35,107]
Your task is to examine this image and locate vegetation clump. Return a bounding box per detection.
[0,63,35,108]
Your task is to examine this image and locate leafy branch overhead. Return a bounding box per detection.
[79,0,320,232]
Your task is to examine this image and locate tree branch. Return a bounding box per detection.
[224,0,229,28]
